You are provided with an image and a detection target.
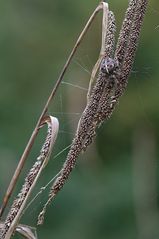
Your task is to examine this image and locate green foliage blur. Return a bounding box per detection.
[0,0,159,238]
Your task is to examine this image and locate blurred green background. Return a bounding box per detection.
[0,0,159,238]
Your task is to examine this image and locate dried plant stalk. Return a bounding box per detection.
[0,116,59,239]
[37,0,148,225]
[0,0,148,236]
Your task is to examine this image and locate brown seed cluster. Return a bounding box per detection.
[37,0,148,225]
[104,11,116,57]
[115,0,148,96]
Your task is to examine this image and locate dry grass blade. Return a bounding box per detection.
[0,223,37,239]
[87,2,109,101]
[16,225,37,239]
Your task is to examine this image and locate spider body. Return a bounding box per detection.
[100,56,119,75]
[100,56,119,89]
